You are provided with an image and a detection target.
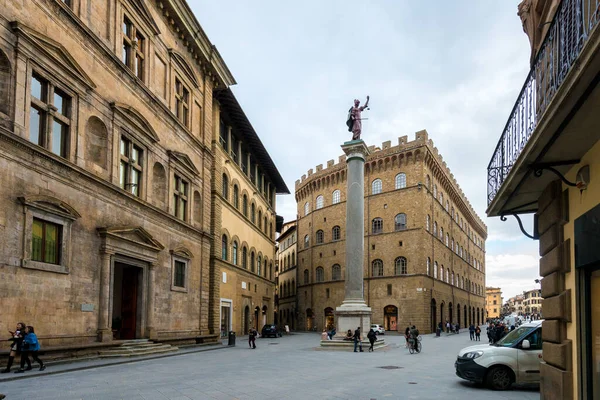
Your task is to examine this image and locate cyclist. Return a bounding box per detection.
[409,325,420,351]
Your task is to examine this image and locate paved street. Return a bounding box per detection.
[0,331,539,400]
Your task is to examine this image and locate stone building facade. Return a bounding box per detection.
[485,287,502,320]
[211,89,288,338]
[487,1,600,397]
[276,221,298,330]
[0,0,284,348]
[295,131,487,334]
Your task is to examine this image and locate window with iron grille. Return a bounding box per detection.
[316,230,324,244]
[332,190,340,204]
[316,195,324,209]
[372,218,383,234]
[395,257,407,275]
[394,213,407,231]
[372,259,383,277]
[395,173,406,189]
[316,267,324,282]
[304,269,309,284]
[372,178,382,195]
[332,226,341,241]
[332,264,341,280]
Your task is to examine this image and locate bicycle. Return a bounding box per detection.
[408,337,422,354]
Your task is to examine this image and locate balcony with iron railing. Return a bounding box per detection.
[487,0,600,216]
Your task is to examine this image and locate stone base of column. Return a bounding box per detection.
[147,326,157,341]
[97,329,112,342]
[334,303,373,341]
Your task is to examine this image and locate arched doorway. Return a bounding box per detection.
[243,306,250,335]
[262,305,268,327]
[254,306,260,330]
[463,305,467,327]
[449,302,453,324]
[324,307,334,330]
[306,308,314,331]
[440,302,445,326]
[477,308,480,326]
[430,299,437,333]
[472,308,476,326]
[457,304,461,326]
[383,305,398,331]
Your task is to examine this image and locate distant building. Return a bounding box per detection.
[276,221,298,330]
[295,131,487,334]
[522,289,542,319]
[485,287,503,320]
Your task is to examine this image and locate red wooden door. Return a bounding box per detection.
[120,267,138,340]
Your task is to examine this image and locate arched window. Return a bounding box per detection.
[284,256,288,269]
[332,226,341,241]
[440,227,444,240]
[264,217,267,233]
[451,238,454,251]
[291,252,295,266]
[291,279,294,293]
[451,271,454,286]
[304,235,309,249]
[434,262,438,279]
[372,178,382,195]
[433,221,438,236]
[303,269,309,284]
[427,257,431,275]
[426,175,431,189]
[242,247,247,269]
[446,233,449,246]
[445,268,449,283]
[222,174,229,200]
[445,200,449,212]
[304,202,310,216]
[451,207,454,218]
[372,217,383,234]
[395,257,407,275]
[257,256,262,276]
[316,267,324,282]
[394,213,407,231]
[233,185,239,209]
[243,195,248,217]
[433,184,437,198]
[395,173,406,189]
[440,265,444,281]
[332,190,341,204]
[232,241,238,265]
[316,195,324,209]
[251,203,255,223]
[372,259,383,277]
[456,273,459,287]
[258,210,262,229]
[316,230,324,244]
[426,215,430,231]
[250,251,255,272]
[332,264,341,280]
[221,234,228,260]
[440,192,444,204]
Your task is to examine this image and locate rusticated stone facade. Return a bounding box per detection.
[0,0,236,347]
[294,131,487,334]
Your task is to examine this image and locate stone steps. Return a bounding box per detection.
[99,341,178,358]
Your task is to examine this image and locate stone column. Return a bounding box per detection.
[98,249,113,342]
[147,262,157,340]
[334,140,372,337]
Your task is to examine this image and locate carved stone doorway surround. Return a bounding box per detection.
[97,227,164,342]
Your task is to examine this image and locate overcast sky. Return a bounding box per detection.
[190,0,542,301]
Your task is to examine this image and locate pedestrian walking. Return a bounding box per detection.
[353,327,363,352]
[15,326,45,373]
[367,328,376,352]
[248,328,257,349]
[475,326,481,341]
[2,322,25,373]
[469,324,475,340]
[455,323,460,334]
[446,321,451,333]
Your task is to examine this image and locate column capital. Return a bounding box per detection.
[341,140,370,162]
[100,246,115,255]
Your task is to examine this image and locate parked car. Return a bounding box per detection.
[455,320,543,390]
[370,324,385,335]
[261,324,279,338]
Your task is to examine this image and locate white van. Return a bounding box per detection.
[455,320,543,390]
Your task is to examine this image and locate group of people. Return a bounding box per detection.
[2,322,45,374]
[468,324,482,341]
[323,326,379,352]
[487,322,513,343]
[440,320,461,334]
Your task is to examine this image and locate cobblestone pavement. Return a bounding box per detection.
[0,331,539,400]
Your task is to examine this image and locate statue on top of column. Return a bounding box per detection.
[346,96,370,140]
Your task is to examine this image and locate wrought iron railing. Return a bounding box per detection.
[487,0,600,206]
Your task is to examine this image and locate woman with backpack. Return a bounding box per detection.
[367,328,377,352]
[15,326,45,373]
[475,325,481,341]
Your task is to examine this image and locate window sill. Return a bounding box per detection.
[22,259,69,274]
[170,286,188,293]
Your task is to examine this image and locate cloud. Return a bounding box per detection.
[486,252,541,300]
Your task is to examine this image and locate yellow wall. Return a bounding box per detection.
[562,138,600,397]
